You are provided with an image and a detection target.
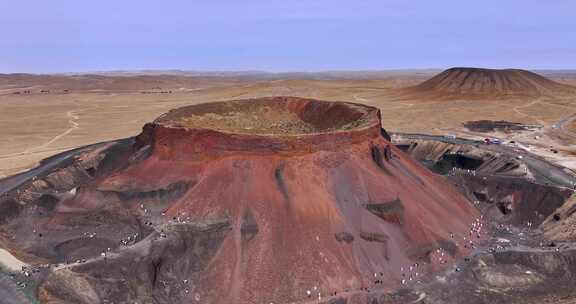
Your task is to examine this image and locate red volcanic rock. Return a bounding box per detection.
[94,97,478,303]
[0,97,480,304]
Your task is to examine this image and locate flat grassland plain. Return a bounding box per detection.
[1,71,575,178]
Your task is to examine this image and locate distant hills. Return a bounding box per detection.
[1,68,575,95]
[408,67,576,98]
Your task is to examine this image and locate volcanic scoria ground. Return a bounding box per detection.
[2,96,576,304]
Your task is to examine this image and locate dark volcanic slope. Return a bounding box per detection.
[409,67,575,97]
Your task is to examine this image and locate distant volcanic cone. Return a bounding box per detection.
[1,97,479,304]
[407,67,575,98]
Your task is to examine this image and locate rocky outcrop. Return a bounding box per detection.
[39,220,232,304]
[395,136,574,228]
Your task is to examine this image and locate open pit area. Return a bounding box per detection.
[463,120,542,133]
[0,69,576,304]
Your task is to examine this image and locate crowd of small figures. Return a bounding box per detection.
[11,264,48,290]
[447,167,478,177]
[8,203,538,304]
[448,166,537,184]
[278,215,491,303]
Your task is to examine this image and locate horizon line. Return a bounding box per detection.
[3,67,576,76]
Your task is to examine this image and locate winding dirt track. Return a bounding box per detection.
[33,110,80,151]
[556,113,576,139]
[0,109,81,160]
[512,99,546,125]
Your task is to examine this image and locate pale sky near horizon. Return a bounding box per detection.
[0,0,575,73]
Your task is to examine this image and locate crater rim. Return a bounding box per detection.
[154,96,381,137]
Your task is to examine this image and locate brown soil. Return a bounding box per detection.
[0,71,575,178]
[569,121,576,133]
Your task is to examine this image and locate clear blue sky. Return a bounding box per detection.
[1,0,574,73]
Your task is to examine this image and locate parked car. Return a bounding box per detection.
[484,138,502,144]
